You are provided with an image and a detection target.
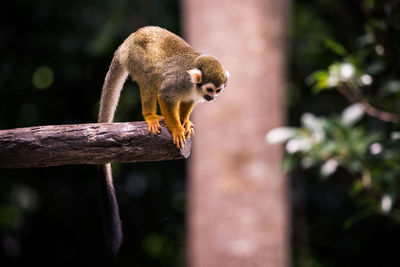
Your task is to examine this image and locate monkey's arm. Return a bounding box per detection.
[158,96,186,149]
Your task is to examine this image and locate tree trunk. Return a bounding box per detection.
[183,0,290,266]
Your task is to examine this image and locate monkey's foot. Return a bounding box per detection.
[171,128,186,149]
[144,115,164,135]
[182,120,194,139]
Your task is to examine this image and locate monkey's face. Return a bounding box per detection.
[188,67,229,102]
[198,82,226,102]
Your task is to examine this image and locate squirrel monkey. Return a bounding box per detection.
[97,26,229,255]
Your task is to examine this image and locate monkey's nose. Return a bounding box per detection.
[204,95,214,101]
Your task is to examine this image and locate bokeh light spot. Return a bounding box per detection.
[32,66,54,89]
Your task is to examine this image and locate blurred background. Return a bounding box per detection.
[1,0,400,266]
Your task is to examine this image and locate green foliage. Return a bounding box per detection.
[272,7,400,267]
[268,106,400,216]
[276,0,400,266]
[270,0,400,221]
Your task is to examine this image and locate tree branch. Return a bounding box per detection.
[361,102,400,123]
[0,121,191,168]
[338,85,400,123]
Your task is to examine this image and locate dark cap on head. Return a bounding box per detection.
[194,55,227,87]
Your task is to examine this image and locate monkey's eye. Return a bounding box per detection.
[206,88,213,93]
[216,89,222,93]
[197,83,203,87]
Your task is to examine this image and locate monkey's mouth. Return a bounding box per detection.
[204,95,214,101]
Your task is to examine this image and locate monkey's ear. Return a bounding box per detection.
[187,68,202,84]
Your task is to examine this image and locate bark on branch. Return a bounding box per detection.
[0,121,191,168]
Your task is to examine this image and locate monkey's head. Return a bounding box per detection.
[188,55,229,102]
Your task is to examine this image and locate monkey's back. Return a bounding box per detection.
[117,26,199,83]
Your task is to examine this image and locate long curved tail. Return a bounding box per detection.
[98,55,129,123]
[98,55,128,256]
[99,164,123,256]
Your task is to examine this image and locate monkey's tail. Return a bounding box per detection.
[98,55,129,123]
[99,163,123,257]
[97,54,127,256]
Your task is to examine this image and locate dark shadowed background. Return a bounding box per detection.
[1,0,400,266]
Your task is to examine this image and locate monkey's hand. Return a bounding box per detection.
[144,115,164,135]
[171,127,186,149]
[182,120,194,139]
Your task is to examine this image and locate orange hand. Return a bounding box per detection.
[182,120,194,139]
[144,115,164,135]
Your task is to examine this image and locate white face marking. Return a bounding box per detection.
[184,81,227,104]
[200,83,226,102]
[201,83,216,95]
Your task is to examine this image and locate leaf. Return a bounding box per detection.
[306,70,331,92]
[265,127,299,144]
[324,38,347,56]
[320,159,339,177]
[281,154,299,172]
[343,209,375,230]
[285,137,313,154]
[301,113,324,135]
[366,61,386,75]
[341,103,365,126]
[382,80,400,95]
